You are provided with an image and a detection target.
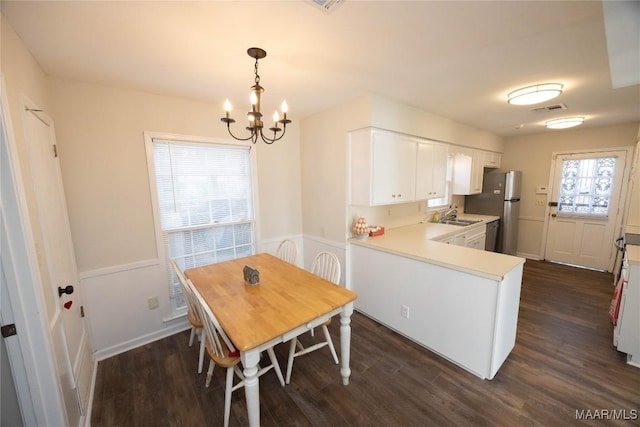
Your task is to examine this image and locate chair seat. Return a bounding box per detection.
[188,310,203,329]
[205,336,240,369]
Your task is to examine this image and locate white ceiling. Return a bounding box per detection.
[2,0,639,137]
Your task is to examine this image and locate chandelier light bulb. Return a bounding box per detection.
[273,111,280,122]
[224,99,232,112]
[281,100,288,113]
[250,91,258,105]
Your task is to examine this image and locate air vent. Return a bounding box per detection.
[307,0,344,12]
[530,103,568,113]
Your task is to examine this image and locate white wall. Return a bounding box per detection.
[502,122,639,259]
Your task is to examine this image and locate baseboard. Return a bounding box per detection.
[93,318,190,361]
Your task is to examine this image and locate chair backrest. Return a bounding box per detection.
[170,260,202,323]
[276,239,298,264]
[311,251,341,285]
[188,279,238,358]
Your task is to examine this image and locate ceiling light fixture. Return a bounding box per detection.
[221,47,291,144]
[507,83,563,106]
[545,117,585,129]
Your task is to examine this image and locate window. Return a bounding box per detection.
[146,134,256,312]
[427,155,454,209]
[558,156,616,216]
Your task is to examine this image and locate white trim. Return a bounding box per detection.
[0,75,68,425]
[79,258,160,280]
[93,319,190,362]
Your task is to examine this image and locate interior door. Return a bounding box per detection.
[23,106,87,425]
[544,150,627,271]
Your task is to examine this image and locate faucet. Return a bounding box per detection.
[441,207,458,221]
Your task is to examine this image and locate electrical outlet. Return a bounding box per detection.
[147,296,159,310]
[535,199,545,206]
[401,304,410,319]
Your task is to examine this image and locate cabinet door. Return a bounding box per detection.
[467,234,486,250]
[416,142,435,200]
[372,132,416,205]
[431,144,448,198]
[452,149,483,195]
[470,150,484,194]
[484,151,501,168]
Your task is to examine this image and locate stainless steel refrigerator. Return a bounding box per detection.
[465,171,522,255]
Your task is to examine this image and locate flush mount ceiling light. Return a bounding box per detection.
[545,117,585,129]
[507,83,563,106]
[221,47,291,144]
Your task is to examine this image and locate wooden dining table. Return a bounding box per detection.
[185,252,357,426]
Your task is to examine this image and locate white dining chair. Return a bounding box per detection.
[285,251,341,384]
[170,259,206,374]
[188,279,285,427]
[276,239,298,265]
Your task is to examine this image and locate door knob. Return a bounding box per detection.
[551,213,557,217]
[58,285,74,297]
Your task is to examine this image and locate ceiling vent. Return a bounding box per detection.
[530,103,568,113]
[307,0,344,13]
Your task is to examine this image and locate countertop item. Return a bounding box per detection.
[350,214,524,281]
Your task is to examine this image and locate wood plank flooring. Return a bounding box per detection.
[91,260,640,426]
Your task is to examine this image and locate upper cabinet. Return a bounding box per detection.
[416,142,448,200]
[483,151,501,169]
[451,148,485,195]
[350,128,418,206]
[350,127,501,204]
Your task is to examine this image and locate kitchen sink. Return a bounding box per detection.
[439,219,482,226]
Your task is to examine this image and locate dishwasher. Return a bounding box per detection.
[485,219,499,252]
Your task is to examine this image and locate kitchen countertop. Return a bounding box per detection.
[350,214,525,281]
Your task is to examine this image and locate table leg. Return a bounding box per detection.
[340,302,353,385]
[241,349,262,426]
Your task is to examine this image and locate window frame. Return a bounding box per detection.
[144,131,260,317]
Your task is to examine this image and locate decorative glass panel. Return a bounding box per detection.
[558,157,615,216]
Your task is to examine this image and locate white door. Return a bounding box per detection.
[544,150,628,271]
[23,106,88,425]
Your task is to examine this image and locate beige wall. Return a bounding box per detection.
[502,122,640,258]
[1,14,59,324]
[48,77,302,272]
[301,95,506,262]
[3,13,303,354]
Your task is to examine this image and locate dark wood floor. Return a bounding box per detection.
[91,260,640,426]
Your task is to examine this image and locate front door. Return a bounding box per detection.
[23,105,89,424]
[544,150,628,271]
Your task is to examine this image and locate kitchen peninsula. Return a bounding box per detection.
[348,215,525,379]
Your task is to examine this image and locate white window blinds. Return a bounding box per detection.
[151,138,255,311]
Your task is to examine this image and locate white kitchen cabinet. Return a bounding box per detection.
[452,149,484,195]
[350,128,417,206]
[466,226,487,250]
[616,245,640,367]
[350,243,523,380]
[436,224,487,249]
[416,142,448,200]
[483,151,501,169]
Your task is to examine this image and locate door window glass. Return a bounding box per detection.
[558,157,616,216]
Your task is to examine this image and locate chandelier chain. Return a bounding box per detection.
[254,58,260,85]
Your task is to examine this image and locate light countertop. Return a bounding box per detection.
[350,214,525,281]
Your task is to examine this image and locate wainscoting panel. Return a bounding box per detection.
[517,216,545,260]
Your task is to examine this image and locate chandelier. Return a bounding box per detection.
[221,47,291,144]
